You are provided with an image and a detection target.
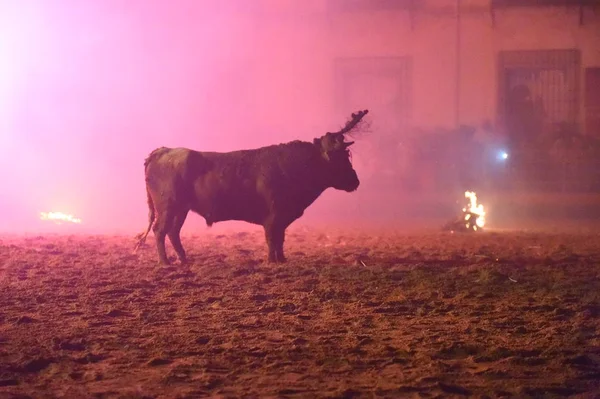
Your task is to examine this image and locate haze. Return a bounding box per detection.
[1,0,379,234]
[3,1,596,235]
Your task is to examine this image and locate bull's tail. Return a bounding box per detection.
[134,186,155,252]
[134,148,167,252]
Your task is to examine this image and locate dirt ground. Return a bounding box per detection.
[1,226,600,398]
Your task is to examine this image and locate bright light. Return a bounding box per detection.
[462,191,485,230]
[40,211,82,224]
[497,150,509,161]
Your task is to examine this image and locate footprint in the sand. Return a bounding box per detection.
[52,337,87,352]
[14,315,38,325]
[0,377,18,387]
[437,382,472,396]
[74,352,106,364]
[435,342,482,360]
[196,336,211,345]
[279,302,297,314]
[18,357,55,373]
[147,357,173,366]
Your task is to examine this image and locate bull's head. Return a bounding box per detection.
[313,110,368,192]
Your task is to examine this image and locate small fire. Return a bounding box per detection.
[462,191,485,231]
[40,211,82,224]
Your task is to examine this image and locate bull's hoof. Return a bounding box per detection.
[179,258,190,266]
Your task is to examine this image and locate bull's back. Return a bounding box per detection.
[144,147,271,224]
[143,143,318,225]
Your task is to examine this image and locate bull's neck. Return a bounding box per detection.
[295,181,327,210]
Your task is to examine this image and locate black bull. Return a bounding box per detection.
[134,110,368,264]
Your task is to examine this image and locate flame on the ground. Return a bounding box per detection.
[40,211,82,224]
[462,191,485,231]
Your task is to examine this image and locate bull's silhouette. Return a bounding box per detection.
[135,110,368,264]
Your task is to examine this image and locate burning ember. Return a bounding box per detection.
[40,211,82,225]
[462,191,485,231]
[443,190,486,232]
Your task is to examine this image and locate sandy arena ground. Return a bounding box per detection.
[1,226,600,398]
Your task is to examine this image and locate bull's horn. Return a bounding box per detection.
[343,141,355,148]
[334,109,369,136]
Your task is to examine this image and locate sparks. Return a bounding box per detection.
[40,211,82,224]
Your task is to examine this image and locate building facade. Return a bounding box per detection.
[251,0,600,135]
[328,0,600,133]
[213,0,600,192]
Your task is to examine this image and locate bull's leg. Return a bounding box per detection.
[153,208,175,265]
[167,209,189,264]
[264,223,287,263]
